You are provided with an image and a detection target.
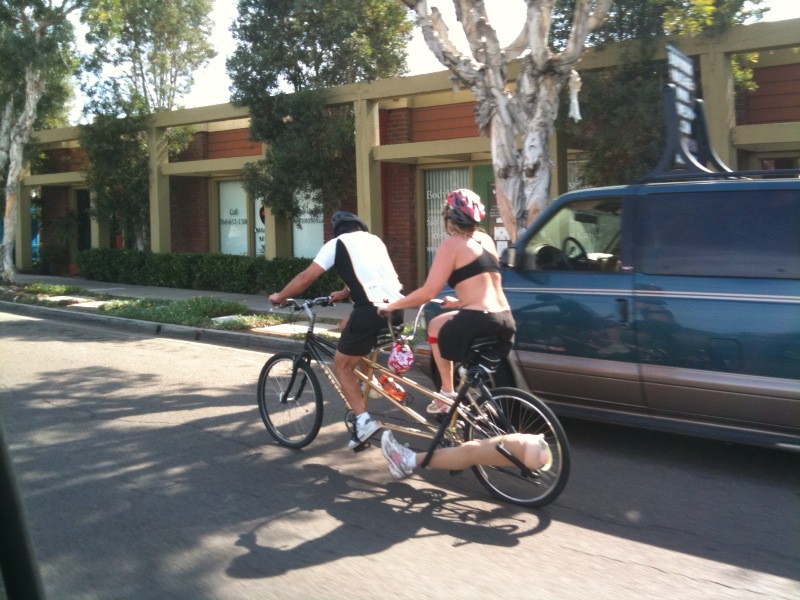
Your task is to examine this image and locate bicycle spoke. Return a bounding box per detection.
[467,387,570,508]
[258,353,323,448]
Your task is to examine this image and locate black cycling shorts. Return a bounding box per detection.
[438,309,516,362]
[337,304,403,357]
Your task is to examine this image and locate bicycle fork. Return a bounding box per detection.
[280,355,311,404]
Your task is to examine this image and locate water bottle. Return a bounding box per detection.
[378,373,407,403]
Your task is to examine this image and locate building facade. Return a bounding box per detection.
[19,18,800,290]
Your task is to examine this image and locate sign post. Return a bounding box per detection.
[644,44,732,180]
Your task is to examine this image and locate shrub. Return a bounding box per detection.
[76,249,343,298]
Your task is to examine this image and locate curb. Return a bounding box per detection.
[0,300,303,354]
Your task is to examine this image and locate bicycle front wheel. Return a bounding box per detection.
[257,352,324,448]
[466,387,570,508]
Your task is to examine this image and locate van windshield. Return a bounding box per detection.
[524,198,622,271]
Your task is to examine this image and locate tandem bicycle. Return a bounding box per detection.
[257,297,570,508]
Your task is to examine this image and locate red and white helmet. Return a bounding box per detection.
[445,189,485,226]
[388,341,414,374]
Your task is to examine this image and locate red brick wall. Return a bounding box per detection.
[177,131,208,161]
[173,128,261,162]
[741,63,800,125]
[411,102,479,142]
[43,148,88,173]
[208,129,262,159]
[381,108,418,289]
[170,177,210,253]
[39,187,70,248]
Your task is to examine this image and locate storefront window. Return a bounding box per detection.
[424,168,469,269]
[292,189,324,258]
[219,180,248,256]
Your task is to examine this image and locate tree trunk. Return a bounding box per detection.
[1,67,46,285]
[0,100,13,173]
[521,72,566,228]
[490,114,521,240]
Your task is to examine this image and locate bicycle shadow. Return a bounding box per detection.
[226,463,550,579]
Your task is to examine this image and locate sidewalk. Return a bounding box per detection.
[5,273,414,351]
[13,273,354,321]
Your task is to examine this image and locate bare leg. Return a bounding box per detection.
[428,311,458,394]
[418,434,551,471]
[334,351,366,415]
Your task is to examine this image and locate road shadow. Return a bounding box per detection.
[226,463,549,579]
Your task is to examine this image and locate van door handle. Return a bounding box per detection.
[616,299,629,324]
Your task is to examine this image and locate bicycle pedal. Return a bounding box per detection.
[351,440,371,453]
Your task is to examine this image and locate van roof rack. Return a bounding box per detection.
[642,168,800,183]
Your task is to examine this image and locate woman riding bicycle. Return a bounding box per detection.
[380,189,529,479]
[382,188,515,412]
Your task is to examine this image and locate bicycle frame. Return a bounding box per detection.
[281,298,510,460]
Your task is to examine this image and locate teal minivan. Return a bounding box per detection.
[421,175,800,450]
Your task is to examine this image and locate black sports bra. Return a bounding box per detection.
[447,247,501,288]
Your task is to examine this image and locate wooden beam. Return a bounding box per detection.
[732,122,800,152]
[22,171,86,186]
[161,156,255,176]
[373,137,491,163]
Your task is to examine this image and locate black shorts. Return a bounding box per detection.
[438,309,516,362]
[337,304,403,357]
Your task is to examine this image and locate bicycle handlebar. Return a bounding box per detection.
[278,297,333,319]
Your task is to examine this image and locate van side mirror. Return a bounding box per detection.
[500,246,519,270]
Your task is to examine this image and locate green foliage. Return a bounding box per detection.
[77,248,344,298]
[228,0,412,96]
[98,296,249,328]
[79,107,150,248]
[552,0,767,49]
[242,92,357,221]
[81,0,216,113]
[0,0,83,205]
[227,0,413,223]
[24,282,84,295]
[560,59,666,187]
[78,0,214,250]
[661,0,766,36]
[554,0,767,187]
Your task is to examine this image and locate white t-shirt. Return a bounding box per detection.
[313,231,403,307]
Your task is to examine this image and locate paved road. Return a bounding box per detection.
[1,310,798,599]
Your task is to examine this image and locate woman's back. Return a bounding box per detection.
[446,231,509,312]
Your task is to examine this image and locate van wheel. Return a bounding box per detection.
[431,357,515,391]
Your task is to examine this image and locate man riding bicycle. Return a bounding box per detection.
[268,211,404,450]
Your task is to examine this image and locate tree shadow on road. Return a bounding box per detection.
[226,463,550,580]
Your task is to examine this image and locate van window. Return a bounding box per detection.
[638,190,800,279]
[523,198,622,272]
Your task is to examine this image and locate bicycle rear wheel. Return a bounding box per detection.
[257,352,324,448]
[466,387,570,508]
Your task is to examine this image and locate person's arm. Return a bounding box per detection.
[385,239,456,312]
[268,262,326,306]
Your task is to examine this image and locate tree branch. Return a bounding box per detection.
[558,0,612,67]
[400,0,480,86]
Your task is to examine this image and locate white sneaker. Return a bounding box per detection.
[381,430,416,479]
[426,390,456,414]
[426,400,448,414]
[347,416,382,449]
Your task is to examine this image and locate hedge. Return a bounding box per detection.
[76,249,343,298]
